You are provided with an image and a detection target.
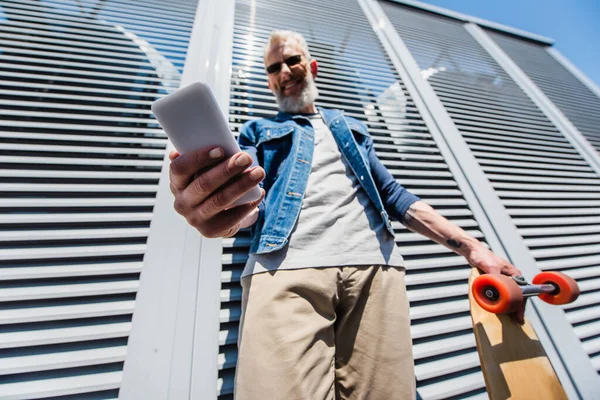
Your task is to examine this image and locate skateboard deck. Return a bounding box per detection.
[468,268,568,400]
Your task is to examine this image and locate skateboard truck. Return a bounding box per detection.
[511,275,528,285]
[472,271,580,314]
[511,275,558,297]
[483,278,556,301]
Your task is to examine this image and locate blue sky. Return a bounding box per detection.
[419,0,600,86]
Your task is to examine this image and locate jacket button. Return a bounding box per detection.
[360,175,364,180]
[267,130,271,136]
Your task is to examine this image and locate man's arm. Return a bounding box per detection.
[364,130,519,275]
[362,132,421,222]
[402,201,525,324]
[363,126,526,323]
[362,128,518,272]
[403,201,521,277]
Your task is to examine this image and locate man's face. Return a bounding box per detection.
[264,38,316,101]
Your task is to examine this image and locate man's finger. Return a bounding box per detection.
[184,160,263,212]
[511,298,527,325]
[503,263,522,278]
[169,150,180,161]
[169,146,224,191]
[239,206,260,229]
[207,190,265,234]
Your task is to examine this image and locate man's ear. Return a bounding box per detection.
[310,59,318,78]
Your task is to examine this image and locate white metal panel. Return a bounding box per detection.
[489,31,600,157]
[119,0,236,398]
[0,370,122,400]
[384,0,554,45]
[0,344,128,375]
[0,0,197,398]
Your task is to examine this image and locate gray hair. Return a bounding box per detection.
[263,30,311,61]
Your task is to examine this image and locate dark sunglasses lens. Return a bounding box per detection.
[286,55,302,67]
[266,63,281,74]
[266,55,302,74]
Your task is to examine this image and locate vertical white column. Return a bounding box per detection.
[120,0,235,399]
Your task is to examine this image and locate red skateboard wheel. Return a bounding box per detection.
[472,274,523,314]
[532,271,580,305]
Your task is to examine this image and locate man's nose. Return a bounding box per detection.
[279,61,292,76]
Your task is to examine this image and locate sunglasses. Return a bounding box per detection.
[266,55,303,75]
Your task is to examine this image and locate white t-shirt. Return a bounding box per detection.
[242,114,404,278]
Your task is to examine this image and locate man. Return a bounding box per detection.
[168,30,523,399]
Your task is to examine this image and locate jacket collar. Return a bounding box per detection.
[318,107,344,127]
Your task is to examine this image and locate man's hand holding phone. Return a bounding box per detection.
[169,146,265,238]
[151,82,266,238]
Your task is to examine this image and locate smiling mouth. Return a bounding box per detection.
[282,79,302,94]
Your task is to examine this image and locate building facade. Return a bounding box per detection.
[0,0,599,399]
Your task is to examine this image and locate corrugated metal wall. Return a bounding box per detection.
[380,0,600,379]
[2,0,599,398]
[488,30,600,156]
[0,0,196,397]
[486,28,600,376]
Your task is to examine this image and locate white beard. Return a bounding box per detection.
[275,74,318,114]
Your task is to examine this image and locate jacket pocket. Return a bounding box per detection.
[256,125,294,146]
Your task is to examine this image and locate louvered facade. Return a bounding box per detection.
[380,0,600,389]
[0,0,196,398]
[488,30,600,156]
[2,0,600,399]
[486,28,600,378]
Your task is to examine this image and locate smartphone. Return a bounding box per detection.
[152,82,262,207]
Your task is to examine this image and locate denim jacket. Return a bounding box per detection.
[238,107,421,255]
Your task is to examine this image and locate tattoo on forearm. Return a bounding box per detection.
[447,239,463,249]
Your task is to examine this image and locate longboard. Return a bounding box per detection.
[468,268,575,399]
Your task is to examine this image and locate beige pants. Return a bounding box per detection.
[235,266,416,400]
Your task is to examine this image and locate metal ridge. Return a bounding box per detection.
[384,0,555,45]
